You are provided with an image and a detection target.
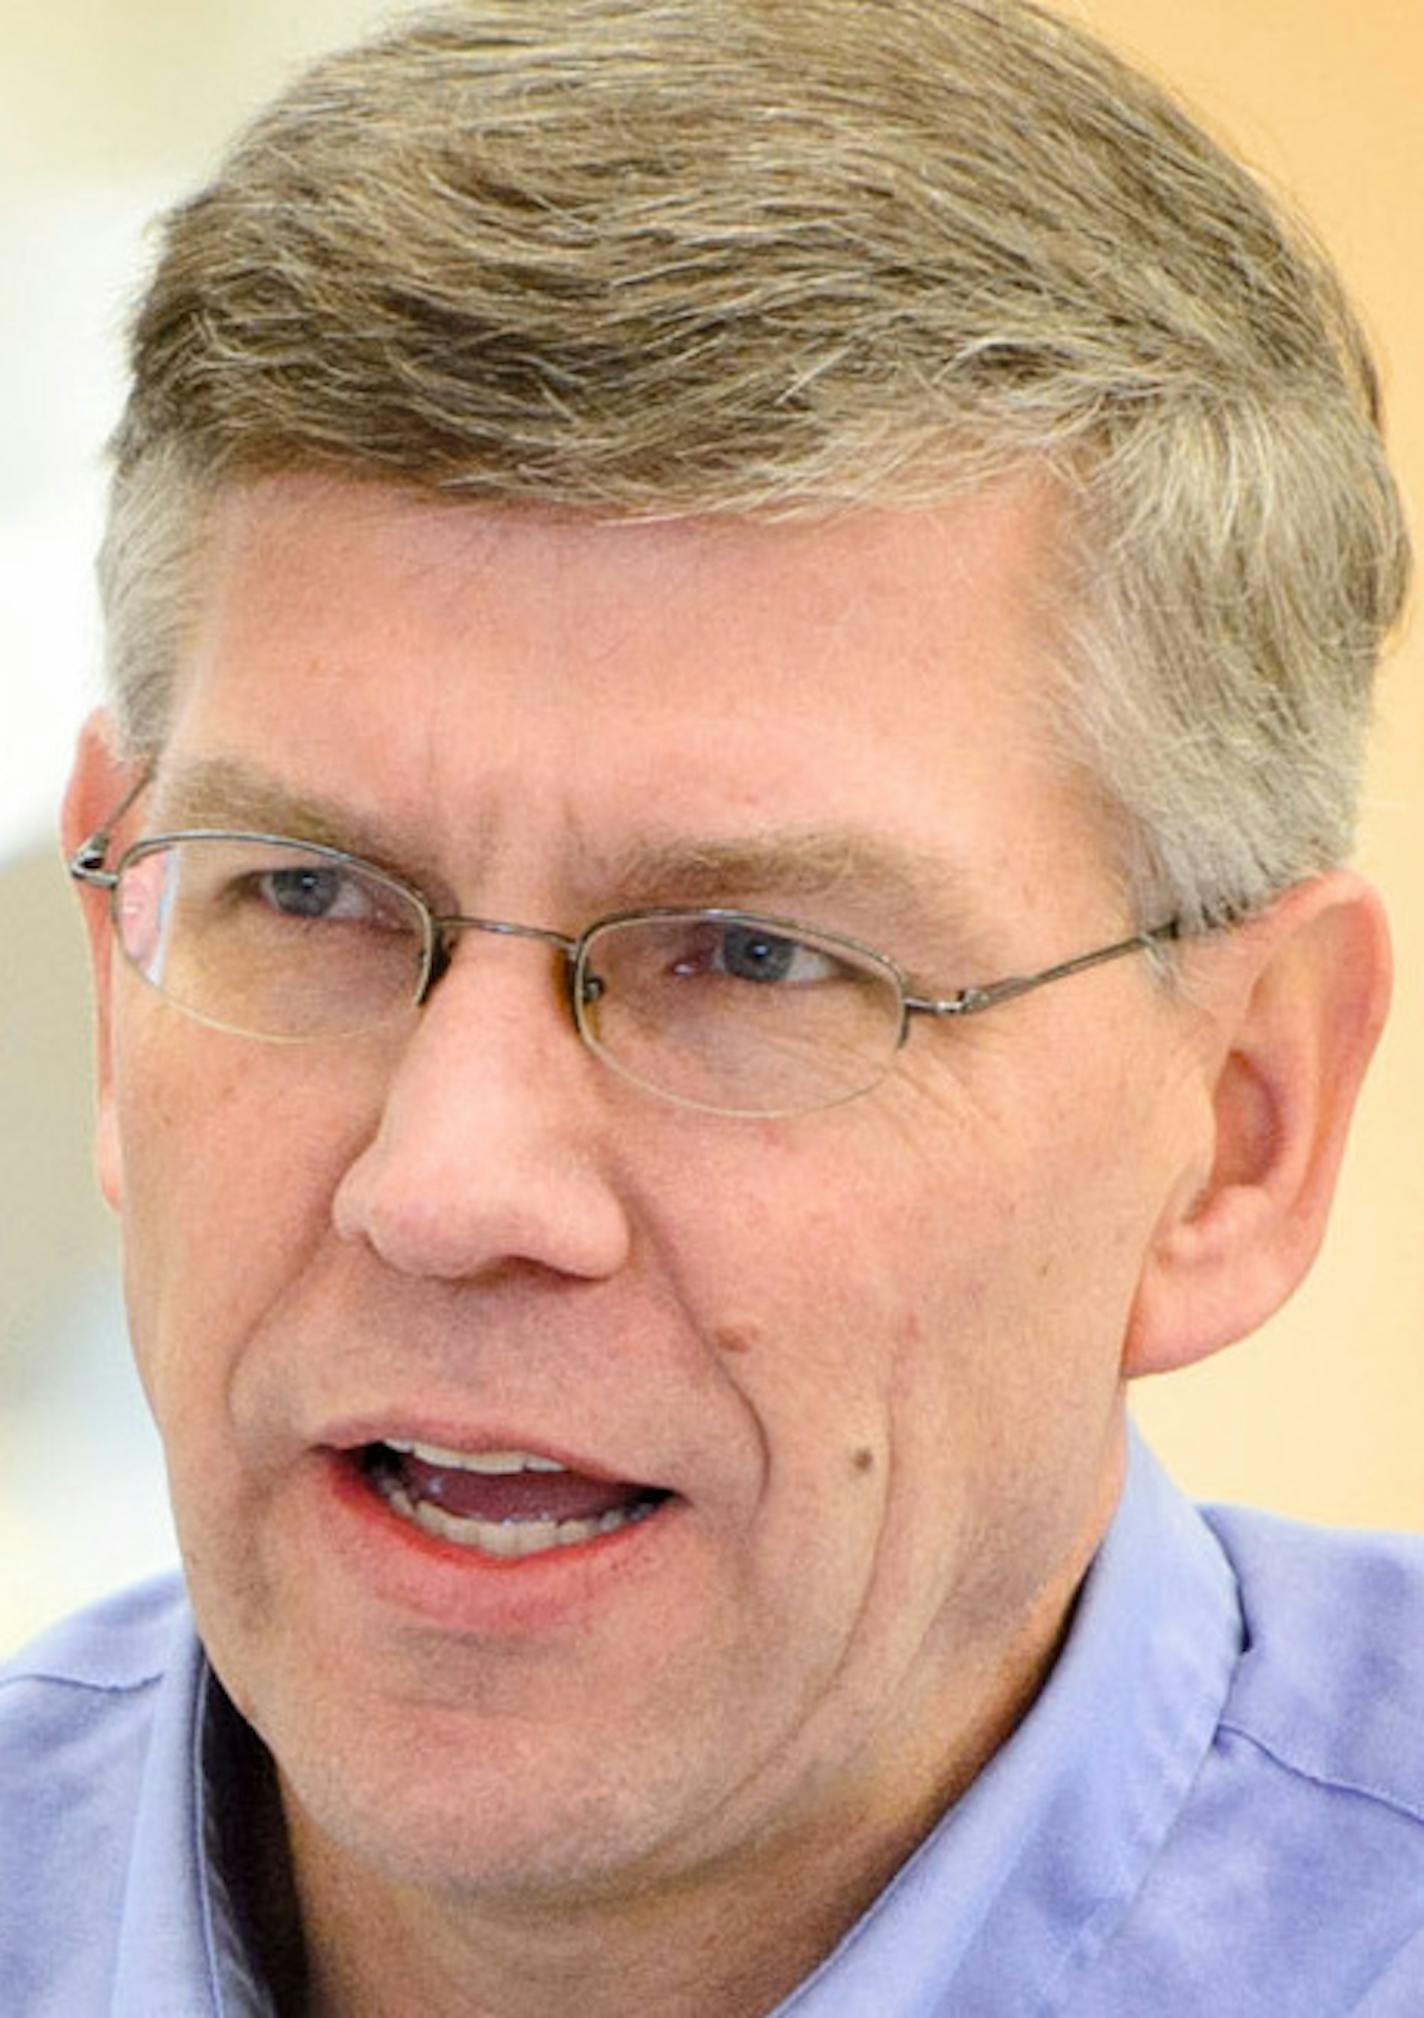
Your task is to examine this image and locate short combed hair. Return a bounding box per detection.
[101,0,1411,927]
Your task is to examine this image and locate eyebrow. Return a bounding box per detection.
[597,827,985,948]
[152,756,986,955]
[153,757,431,876]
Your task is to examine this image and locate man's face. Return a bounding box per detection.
[80,474,1200,1905]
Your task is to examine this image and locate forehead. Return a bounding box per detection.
[163,474,1109,932]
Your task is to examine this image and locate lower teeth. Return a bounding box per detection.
[378,1479,662,1558]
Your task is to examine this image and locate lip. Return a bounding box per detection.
[318,1413,667,1490]
[307,1442,685,1635]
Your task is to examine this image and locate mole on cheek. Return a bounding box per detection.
[851,1447,875,1475]
[713,1321,764,1356]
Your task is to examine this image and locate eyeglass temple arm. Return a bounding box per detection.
[905,920,1181,1021]
[67,773,153,889]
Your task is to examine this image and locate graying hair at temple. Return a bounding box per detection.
[99,0,1411,929]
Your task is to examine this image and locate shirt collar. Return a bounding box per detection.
[108,1622,278,2018]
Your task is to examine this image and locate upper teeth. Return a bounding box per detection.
[383,1439,566,1474]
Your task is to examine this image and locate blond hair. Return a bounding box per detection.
[101,0,1411,926]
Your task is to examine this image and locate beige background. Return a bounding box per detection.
[1,0,1419,1653]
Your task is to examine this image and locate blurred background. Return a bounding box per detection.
[3,0,1420,1655]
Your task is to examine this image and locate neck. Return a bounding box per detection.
[289,1758,962,2018]
[282,1594,1090,2018]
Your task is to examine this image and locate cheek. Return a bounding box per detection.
[110,1014,376,1420]
[677,1068,1153,1498]
[650,1140,979,1545]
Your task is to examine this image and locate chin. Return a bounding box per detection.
[271,1694,726,1909]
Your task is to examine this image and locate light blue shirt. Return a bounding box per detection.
[5,1433,1424,2016]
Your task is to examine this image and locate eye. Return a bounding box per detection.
[676,920,841,986]
[256,863,378,923]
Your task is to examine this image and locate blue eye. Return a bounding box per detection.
[718,925,798,983]
[258,866,373,922]
[667,919,841,987]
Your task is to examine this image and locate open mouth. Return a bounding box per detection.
[360,1440,675,1561]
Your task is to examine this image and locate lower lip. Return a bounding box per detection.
[312,1450,684,1632]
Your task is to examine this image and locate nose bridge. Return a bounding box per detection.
[425,910,582,1013]
[432,911,581,960]
[332,915,631,1283]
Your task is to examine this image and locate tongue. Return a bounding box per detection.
[397,1454,652,1525]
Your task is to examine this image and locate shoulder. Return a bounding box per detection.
[1201,1501,1424,1825]
[0,1569,194,1826]
[0,1574,199,2011]
[1069,1505,1424,2014]
[0,1570,195,1829]
[0,1570,190,1699]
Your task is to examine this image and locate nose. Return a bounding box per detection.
[332,940,633,1283]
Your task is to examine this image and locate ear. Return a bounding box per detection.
[1123,871,1392,1377]
[62,709,141,1215]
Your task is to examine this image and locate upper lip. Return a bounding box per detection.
[319,1413,670,1490]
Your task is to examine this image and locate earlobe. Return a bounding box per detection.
[62,710,138,1215]
[95,1089,125,1214]
[1123,873,1391,1379]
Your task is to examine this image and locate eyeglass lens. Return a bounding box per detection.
[578,913,903,1114]
[115,838,431,1041]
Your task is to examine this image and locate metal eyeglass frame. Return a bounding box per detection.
[69,775,1184,1107]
